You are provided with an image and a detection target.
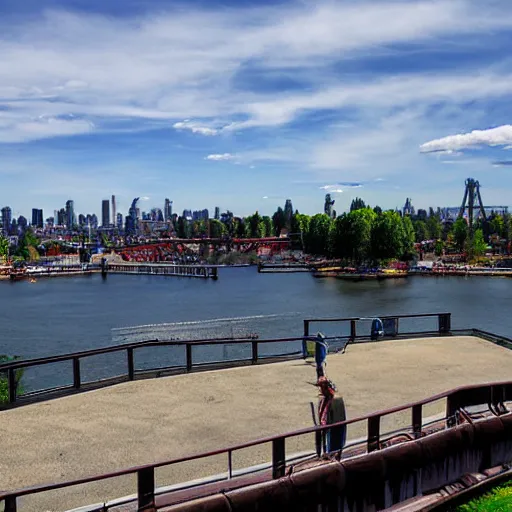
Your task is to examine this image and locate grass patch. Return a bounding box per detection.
[454,481,512,511]
[0,355,24,405]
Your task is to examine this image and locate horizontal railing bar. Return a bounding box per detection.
[304,312,450,322]
[2,379,510,502]
[0,337,308,370]
[0,323,454,372]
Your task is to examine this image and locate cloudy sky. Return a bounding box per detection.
[2,0,512,219]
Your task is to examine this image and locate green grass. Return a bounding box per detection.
[455,482,512,511]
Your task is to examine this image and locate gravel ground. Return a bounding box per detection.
[1,335,511,512]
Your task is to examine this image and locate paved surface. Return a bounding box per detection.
[1,335,512,511]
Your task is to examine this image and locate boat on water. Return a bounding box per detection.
[312,266,408,280]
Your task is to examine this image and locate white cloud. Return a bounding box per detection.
[1,1,512,142]
[205,153,234,161]
[173,120,218,136]
[420,125,512,153]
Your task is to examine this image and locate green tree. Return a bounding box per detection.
[261,216,273,238]
[401,215,416,260]
[371,211,405,261]
[469,229,487,258]
[209,219,227,238]
[15,227,39,261]
[272,207,286,236]
[452,218,469,252]
[245,212,263,238]
[489,214,505,238]
[305,214,332,255]
[0,235,9,263]
[345,208,376,263]
[426,213,442,240]
[414,220,429,243]
[176,217,186,238]
[350,197,366,212]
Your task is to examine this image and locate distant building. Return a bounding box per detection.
[214,207,220,220]
[102,199,110,227]
[182,209,192,221]
[164,198,173,221]
[192,209,209,221]
[31,208,43,228]
[403,198,415,216]
[46,217,54,228]
[17,215,28,235]
[125,198,139,235]
[78,214,86,226]
[417,209,427,221]
[116,213,123,230]
[57,208,66,226]
[324,194,335,218]
[111,195,116,226]
[65,200,75,229]
[1,206,12,235]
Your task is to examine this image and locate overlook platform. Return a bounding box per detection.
[2,334,512,511]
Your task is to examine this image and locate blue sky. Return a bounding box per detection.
[2,0,512,220]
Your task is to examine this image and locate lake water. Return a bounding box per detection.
[1,267,511,391]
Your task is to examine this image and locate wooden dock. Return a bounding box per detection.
[103,262,218,279]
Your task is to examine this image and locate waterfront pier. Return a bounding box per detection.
[101,260,218,279]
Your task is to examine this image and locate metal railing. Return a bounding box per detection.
[0,313,453,407]
[1,380,510,512]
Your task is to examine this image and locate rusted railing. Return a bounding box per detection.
[0,313,452,407]
[1,380,510,512]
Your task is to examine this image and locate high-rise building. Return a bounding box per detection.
[31,208,43,228]
[65,200,75,229]
[58,208,66,226]
[164,198,173,221]
[116,213,123,230]
[102,200,110,227]
[214,207,220,220]
[1,206,12,235]
[125,198,139,235]
[111,195,116,226]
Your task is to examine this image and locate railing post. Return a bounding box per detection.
[127,348,135,380]
[350,320,357,341]
[73,357,81,389]
[5,495,17,512]
[137,467,155,511]
[252,341,258,364]
[367,416,380,452]
[302,320,309,358]
[186,344,192,372]
[272,437,286,479]
[412,404,422,438]
[8,368,17,403]
[438,313,451,334]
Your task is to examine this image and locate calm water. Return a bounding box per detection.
[1,267,511,391]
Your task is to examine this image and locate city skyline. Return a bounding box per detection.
[2,0,512,215]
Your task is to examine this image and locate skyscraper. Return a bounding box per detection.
[1,206,12,236]
[111,195,116,226]
[116,213,123,230]
[214,207,220,220]
[164,198,173,221]
[65,200,75,229]
[102,200,110,227]
[31,208,43,228]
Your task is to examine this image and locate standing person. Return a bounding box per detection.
[315,332,328,379]
[317,377,346,454]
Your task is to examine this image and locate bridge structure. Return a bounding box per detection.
[114,237,290,262]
